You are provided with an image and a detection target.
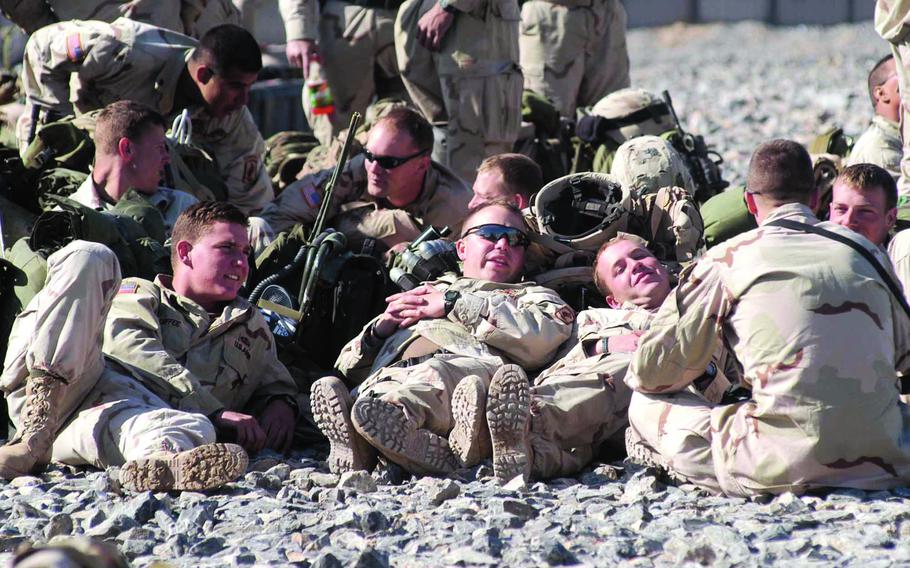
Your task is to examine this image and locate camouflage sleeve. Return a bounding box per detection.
[627,260,728,393]
[334,316,385,386]
[277,0,319,41]
[876,0,910,43]
[258,160,358,234]
[102,280,225,416]
[448,286,575,369]
[196,108,274,214]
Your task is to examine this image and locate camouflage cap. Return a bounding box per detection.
[590,88,673,143]
[610,135,696,197]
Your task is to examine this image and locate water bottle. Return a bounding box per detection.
[306,55,335,116]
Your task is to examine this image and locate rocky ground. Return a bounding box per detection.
[2,20,907,568]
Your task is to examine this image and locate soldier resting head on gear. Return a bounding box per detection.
[469,153,542,211]
[310,201,574,478]
[828,162,897,247]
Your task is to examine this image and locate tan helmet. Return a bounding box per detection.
[610,135,696,197]
[532,172,631,251]
[589,88,674,146]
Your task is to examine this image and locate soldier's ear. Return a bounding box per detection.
[455,238,467,261]
[195,64,215,85]
[606,294,622,309]
[117,137,132,161]
[176,240,193,267]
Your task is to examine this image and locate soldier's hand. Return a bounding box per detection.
[287,39,320,78]
[417,4,455,52]
[260,399,296,453]
[387,284,445,327]
[608,332,643,354]
[212,410,267,453]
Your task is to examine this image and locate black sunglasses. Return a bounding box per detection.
[363,148,429,170]
[463,224,530,248]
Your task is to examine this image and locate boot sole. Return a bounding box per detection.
[486,365,531,483]
[624,427,686,485]
[310,377,376,474]
[351,397,457,476]
[121,443,248,492]
[449,376,492,467]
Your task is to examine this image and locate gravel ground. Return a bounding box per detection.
[2,20,909,568]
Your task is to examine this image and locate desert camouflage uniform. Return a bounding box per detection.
[259,153,472,247]
[519,0,629,118]
[16,18,273,214]
[0,0,239,36]
[278,0,401,146]
[610,134,697,197]
[876,0,910,209]
[0,241,216,468]
[394,0,522,183]
[337,274,574,439]
[627,203,910,496]
[889,228,910,299]
[847,114,902,181]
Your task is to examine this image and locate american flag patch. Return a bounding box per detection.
[66,34,85,64]
[118,282,138,294]
[302,185,321,208]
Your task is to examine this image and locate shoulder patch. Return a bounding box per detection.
[302,185,322,208]
[66,34,85,64]
[554,306,576,325]
[494,288,522,297]
[118,282,139,294]
[242,155,259,184]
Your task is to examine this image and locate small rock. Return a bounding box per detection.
[120,539,155,559]
[117,492,161,524]
[43,513,73,539]
[353,548,389,568]
[318,488,346,504]
[502,476,528,493]
[429,480,461,506]
[338,471,377,493]
[0,535,28,552]
[545,541,578,566]
[310,472,340,487]
[86,514,137,538]
[189,536,225,556]
[496,499,538,521]
[359,510,389,533]
[312,551,344,568]
[12,501,44,519]
[372,461,409,485]
[266,463,292,481]
[444,548,499,565]
[9,476,41,488]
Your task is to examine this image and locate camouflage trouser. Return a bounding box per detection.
[2,241,215,469]
[304,1,400,145]
[888,229,910,307]
[395,0,522,183]
[519,0,629,118]
[890,41,910,213]
[358,354,503,435]
[526,353,633,479]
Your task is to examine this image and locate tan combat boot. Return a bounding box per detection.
[120,443,249,492]
[486,365,533,483]
[0,374,65,480]
[449,375,493,467]
[624,427,686,485]
[310,376,378,474]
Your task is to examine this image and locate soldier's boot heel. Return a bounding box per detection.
[310,376,377,474]
[351,397,458,476]
[486,364,532,483]
[624,427,686,485]
[120,443,248,492]
[0,374,65,480]
[449,375,492,467]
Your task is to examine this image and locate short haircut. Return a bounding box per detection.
[835,162,898,211]
[460,200,529,236]
[477,153,543,201]
[592,234,651,298]
[745,139,814,203]
[192,24,262,75]
[374,107,434,153]
[868,54,895,108]
[171,201,249,269]
[94,100,166,156]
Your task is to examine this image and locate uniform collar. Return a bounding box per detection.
[153,274,253,331]
[760,202,818,226]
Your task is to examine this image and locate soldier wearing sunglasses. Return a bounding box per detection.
[310,202,575,476]
[260,107,472,252]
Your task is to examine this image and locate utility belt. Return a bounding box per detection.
[341,0,404,9]
[390,336,451,368]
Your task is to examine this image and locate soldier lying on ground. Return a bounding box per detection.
[16,19,272,213]
[847,54,902,180]
[0,202,300,492]
[448,234,732,482]
[260,107,471,252]
[310,202,574,476]
[625,139,910,496]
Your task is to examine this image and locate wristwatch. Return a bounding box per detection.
[444,290,461,316]
[440,0,456,13]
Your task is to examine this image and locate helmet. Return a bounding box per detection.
[532,172,630,251]
[611,135,696,197]
[588,88,673,146]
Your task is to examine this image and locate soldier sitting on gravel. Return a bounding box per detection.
[0,202,298,492]
[259,107,472,253]
[448,234,732,482]
[310,202,574,477]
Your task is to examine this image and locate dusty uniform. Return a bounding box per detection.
[259,153,472,246]
[876,1,910,208]
[278,0,401,146]
[1,0,239,36]
[627,203,910,496]
[394,0,522,183]
[337,275,573,437]
[519,0,629,118]
[0,241,216,468]
[16,18,273,214]
[889,229,910,299]
[847,115,902,181]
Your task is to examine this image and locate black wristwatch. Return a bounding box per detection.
[444,290,461,316]
[441,1,456,13]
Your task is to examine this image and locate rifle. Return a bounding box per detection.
[661,90,729,203]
